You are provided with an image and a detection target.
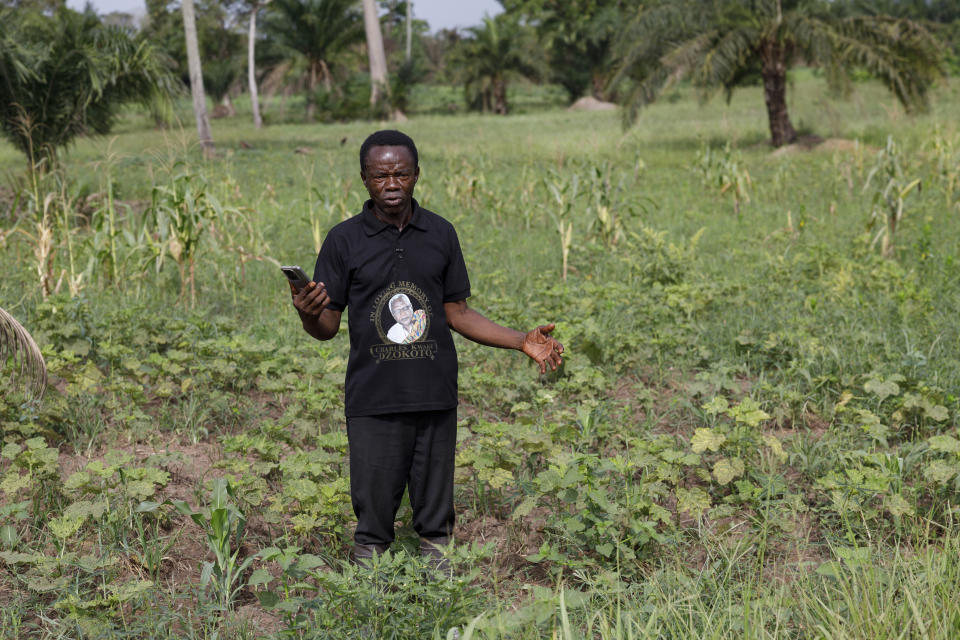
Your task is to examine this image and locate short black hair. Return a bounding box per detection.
[359,130,419,171]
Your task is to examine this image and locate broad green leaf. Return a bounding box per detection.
[923,460,957,484]
[128,467,171,486]
[284,478,318,502]
[86,460,116,478]
[701,396,729,415]
[857,410,889,444]
[925,405,949,422]
[125,480,157,500]
[76,554,119,572]
[63,500,108,521]
[486,468,514,490]
[257,590,279,608]
[928,435,960,454]
[729,398,770,427]
[676,487,711,517]
[1,444,22,460]
[691,428,725,453]
[165,349,191,362]
[762,435,787,462]
[170,499,197,518]
[64,471,91,490]
[835,546,871,566]
[0,473,31,496]
[135,501,164,513]
[562,516,585,533]
[26,575,70,593]
[48,515,85,540]
[30,447,59,471]
[712,458,745,485]
[883,493,914,517]
[0,551,43,565]
[107,579,153,602]
[509,401,532,414]
[295,554,325,571]
[512,496,537,520]
[256,547,283,561]
[290,513,317,534]
[104,450,133,467]
[864,378,899,402]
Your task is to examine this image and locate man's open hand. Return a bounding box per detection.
[291,281,330,317]
[522,323,564,374]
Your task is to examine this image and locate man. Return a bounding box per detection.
[290,130,563,566]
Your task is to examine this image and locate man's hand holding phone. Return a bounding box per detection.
[284,265,340,340]
[291,280,331,317]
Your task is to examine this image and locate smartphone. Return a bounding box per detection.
[281,265,311,289]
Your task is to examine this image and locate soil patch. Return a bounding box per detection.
[456,506,550,583]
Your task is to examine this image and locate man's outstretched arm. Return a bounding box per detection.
[444,299,563,374]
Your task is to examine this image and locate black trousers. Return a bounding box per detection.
[346,408,457,546]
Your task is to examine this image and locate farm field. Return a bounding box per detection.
[2,75,960,638]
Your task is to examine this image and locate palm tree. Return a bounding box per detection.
[205,55,244,117]
[201,12,246,118]
[361,0,389,109]
[0,7,175,170]
[264,0,364,121]
[502,0,627,103]
[181,0,215,155]
[453,15,542,115]
[612,0,945,147]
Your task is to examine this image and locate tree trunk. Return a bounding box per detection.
[405,0,412,62]
[361,0,389,109]
[493,77,507,115]
[248,2,264,129]
[591,72,605,100]
[221,95,236,117]
[319,59,333,92]
[306,60,318,121]
[181,0,215,156]
[761,39,796,148]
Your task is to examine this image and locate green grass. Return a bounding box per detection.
[1,75,960,638]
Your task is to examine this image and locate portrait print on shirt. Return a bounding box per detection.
[386,293,426,343]
[369,281,438,362]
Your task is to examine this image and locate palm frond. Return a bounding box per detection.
[0,307,47,402]
[608,0,714,123]
[0,8,176,168]
[831,16,944,112]
[691,26,759,89]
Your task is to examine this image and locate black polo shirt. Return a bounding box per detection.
[313,199,471,417]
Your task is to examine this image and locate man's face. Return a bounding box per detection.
[391,299,414,328]
[361,145,419,217]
